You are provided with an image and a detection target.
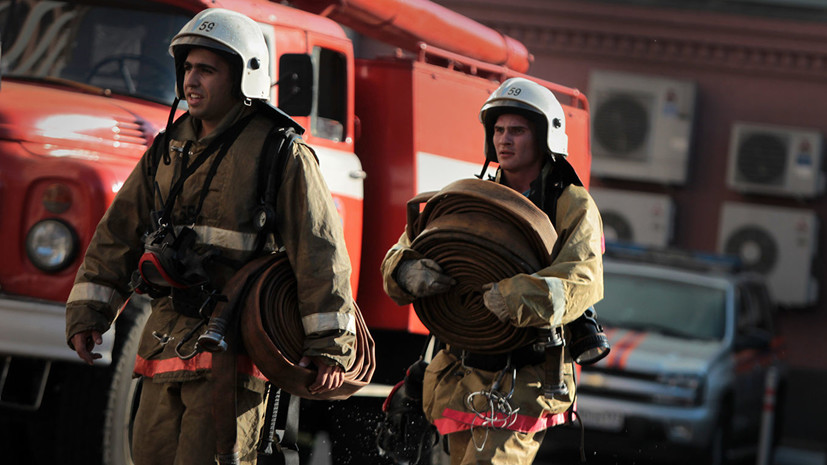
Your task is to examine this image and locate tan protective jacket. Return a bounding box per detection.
[66,103,356,384]
[381,164,603,433]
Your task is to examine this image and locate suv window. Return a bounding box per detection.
[736,281,774,334]
[601,271,727,341]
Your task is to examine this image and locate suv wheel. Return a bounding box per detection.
[701,410,731,465]
[707,423,726,465]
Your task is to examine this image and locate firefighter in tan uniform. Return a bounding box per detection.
[65,9,355,465]
[381,78,604,464]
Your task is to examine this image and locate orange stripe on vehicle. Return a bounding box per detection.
[616,331,647,369]
[604,330,645,369]
[603,331,645,369]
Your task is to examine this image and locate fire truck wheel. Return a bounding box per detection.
[102,297,151,465]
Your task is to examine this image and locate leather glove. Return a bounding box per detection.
[396,258,455,298]
[482,282,509,322]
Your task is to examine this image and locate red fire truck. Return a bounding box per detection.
[0,0,591,463]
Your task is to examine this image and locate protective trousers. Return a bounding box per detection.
[131,377,266,465]
[447,428,546,465]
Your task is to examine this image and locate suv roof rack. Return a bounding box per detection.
[604,241,742,274]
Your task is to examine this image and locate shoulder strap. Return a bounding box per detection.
[250,126,301,254]
[158,113,255,227]
[259,127,300,215]
[146,128,171,180]
[146,111,189,226]
[147,106,190,180]
[542,158,584,228]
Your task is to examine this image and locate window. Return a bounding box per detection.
[0,0,187,103]
[312,47,347,142]
[277,47,347,142]
[600,272,727,341]
[737,282,774,334]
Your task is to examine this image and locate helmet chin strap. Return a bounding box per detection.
[475,159,491,180]
[161,97,182,165]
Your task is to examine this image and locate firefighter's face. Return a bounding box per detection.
[183,48,238,136]
[493,113,541,175]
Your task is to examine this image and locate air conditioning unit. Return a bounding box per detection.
[727,122,824,198]
[590,187,674,248]
[588,70,696,185]
[718,202,819,308]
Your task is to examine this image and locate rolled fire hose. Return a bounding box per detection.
[235,252,376,401]
[406,178,558,355]
[211,252,375,462]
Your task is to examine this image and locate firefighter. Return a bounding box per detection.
[381,77,604,464]
[65,8,355,465]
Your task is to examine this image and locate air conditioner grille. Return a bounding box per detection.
[593,94,650,158]
[601,211,634,242]
[723,226,778,274]
[736,133,788,184]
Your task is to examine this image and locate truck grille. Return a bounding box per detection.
[578,366,703,406]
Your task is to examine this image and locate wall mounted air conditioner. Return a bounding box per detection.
[727,122,824,198]
[717,202,819,308]
[588,70,696,185]
[590,187,674,248]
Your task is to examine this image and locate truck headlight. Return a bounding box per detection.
[26,219,78,272]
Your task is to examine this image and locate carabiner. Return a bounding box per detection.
[175,319,207,360]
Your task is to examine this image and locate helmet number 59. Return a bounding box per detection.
[198,21,215,32]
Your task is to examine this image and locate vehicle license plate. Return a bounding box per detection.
[576,408,625,432]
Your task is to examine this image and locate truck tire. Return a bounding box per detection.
[53,297,149,465]
[103,297,150,465]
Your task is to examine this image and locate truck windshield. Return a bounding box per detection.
[0,0,189,104]
[599,272,727,341]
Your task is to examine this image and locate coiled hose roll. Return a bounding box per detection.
[231,253,376,400]
[406,178,558,355]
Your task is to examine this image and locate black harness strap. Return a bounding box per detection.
[190,115,258,222]
[537,158,583,229]
[258,127,299,214]
[280,393,301,465]
[250,127,300,254]
[157,113,256,227]
[256,384,301,465]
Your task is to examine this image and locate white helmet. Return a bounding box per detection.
[479,77,568,162]
[169,8,270,100]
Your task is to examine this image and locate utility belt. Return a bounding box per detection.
[448,344,545,372]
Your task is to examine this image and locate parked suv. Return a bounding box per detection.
[550,243,786,464]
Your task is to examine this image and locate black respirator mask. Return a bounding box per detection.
[131,224,212,297]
